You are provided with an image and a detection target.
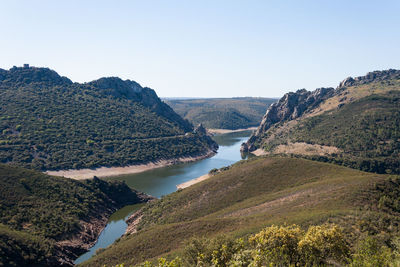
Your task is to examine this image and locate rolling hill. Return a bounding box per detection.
[82,157,399,266]
[0,164,151,266]
[0,65,217,171]
[164,97,276,130]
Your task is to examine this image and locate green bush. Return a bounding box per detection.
[349,237,394,267]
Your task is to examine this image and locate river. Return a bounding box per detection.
[74,130,251,264]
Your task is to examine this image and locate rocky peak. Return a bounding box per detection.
[338,69,400,88]
[254,87,333,135]
[88,77,146,100]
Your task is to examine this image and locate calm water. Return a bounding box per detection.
[74,131,251,264]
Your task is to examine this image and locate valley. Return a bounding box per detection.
[2,2,400,266]
[81,69,400,266]
[74,131,251,264]
[2,66,400,266]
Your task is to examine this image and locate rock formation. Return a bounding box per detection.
[242,87,334,152]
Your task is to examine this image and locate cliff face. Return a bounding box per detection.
[242,87,334,152]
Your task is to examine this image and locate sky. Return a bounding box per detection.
[0,0,399,98]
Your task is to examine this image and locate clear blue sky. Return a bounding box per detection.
[1,0,399,98]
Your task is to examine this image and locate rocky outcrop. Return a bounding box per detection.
[194,123,219,152]
[338,69,400,88]
[54,211,112,266]
[194,123,207,135]
[125,209,145,235]
[242,87,334,152]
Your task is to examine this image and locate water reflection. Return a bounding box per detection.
[105,131,252,198]
[74,203,144,264]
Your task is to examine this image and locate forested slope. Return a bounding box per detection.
[0,163,151,266]
[0,66,217,170]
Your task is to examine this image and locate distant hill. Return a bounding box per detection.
[164,97,276,130]
[83,157,398,266]
[242,69,400,174]
[0,163,151,266]
[0,65,217,171]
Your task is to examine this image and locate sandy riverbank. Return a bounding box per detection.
[46,151,215,180]
[176,173,211,189]
[207,127,257,135]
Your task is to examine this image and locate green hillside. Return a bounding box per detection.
[0,164,150,266]
[243,70,400,174]
[0,66,216,171]
[164,97,276,130]
[83,157,400,266]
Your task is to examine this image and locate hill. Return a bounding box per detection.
[164,97,276,130]
[242,69,400,174]
[81,156,400,266]
[0,163,151,266]
[0,65,217,171]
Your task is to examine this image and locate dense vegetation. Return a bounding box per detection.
[291,91,400,174]
[164,97,276,130]
[0,163,148,266]
[82,157,400,266]
[0,66,216,170]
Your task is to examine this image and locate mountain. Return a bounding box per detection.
[242,69,400,174]
[0,163,152,266]
[0,65,217,171]
[164,97,276,130]
[82,156,399,266]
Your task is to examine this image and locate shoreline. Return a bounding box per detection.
[176,173,211,189]
[207,127,257,134]
[46,150,216,180]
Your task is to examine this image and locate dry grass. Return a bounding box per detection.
[273,142,341,156]
[307,80,400,118]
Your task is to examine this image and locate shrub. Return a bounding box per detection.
[349,236,394,267]
[298,225,350,265]
[248,224,303,266]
